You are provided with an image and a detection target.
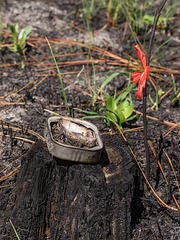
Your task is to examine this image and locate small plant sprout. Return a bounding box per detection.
[9,24,32,55]
[102,85,139,130]
[76,72,139,131]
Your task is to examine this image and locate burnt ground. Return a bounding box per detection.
[0,0,180,239]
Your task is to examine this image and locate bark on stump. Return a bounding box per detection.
[9,134,139,240]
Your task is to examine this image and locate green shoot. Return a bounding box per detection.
[18,25,32,48]
[21,60,25,69]
[149,94,154,106]
[107,0,113,24]
[9,24,32,55]
[104,92,139,128]
[10,24,18,52]
[112,1,121,27]
[171,74,180,103]
[46,37,70,112]
[89,0,95,20]
[100,72,121,91]
[9,219,21,240]
[149,88,165,110]
[172,92,180,103]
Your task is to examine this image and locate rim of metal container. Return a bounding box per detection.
[47,115,103,151]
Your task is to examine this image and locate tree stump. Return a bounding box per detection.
[9,134,140,240]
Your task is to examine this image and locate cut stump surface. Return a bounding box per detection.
[8,134,140,240]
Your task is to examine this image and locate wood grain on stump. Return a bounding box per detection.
[9,134,139,240]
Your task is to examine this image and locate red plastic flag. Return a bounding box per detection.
[131,44,150,99]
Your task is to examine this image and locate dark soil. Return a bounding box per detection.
[0,0,180,239]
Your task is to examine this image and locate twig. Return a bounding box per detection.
[144,0,168,179]
[146,0,168,65]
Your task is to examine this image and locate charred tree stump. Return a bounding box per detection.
[8,134,140,240]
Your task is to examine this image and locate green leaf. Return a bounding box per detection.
[10,24,18,52]
[172,92,180,102]
[118,100,130,110]
[74,108,98,115]
[115,82,136,103]
[44,109,60,116]
[24,26,32,38]
[126,114,140,122]
[21,60,25,69]
[105,110,117,123]
[82,114,121,128]
[106,95,117,112]
[122,105,134,119]
[149,94,154,105]
[19,26,32,45]
[100,72,120,90]
[114,108,125,123]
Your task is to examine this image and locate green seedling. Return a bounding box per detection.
[103,89,139,129]
[9,24,32,55]
[76,78,139,131]
[101,81,139,128]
